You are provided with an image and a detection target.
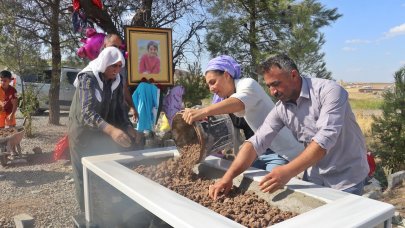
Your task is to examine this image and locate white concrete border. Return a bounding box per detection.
[82,147,395,228]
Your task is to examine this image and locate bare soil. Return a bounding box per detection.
[134,144,296,227]
[381,183,405,218]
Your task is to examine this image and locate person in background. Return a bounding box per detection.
[104,34,139,123]
[0,70,17,128]
[68,47,139,211]
[182,55,303,172]
[209,54,369,200]
[138,41,160,74]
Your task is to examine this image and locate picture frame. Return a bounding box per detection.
[125,27,173,86]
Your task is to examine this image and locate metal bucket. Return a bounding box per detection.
[171,111,235,162]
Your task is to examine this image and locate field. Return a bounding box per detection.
[347,88,382,134]
[345,83,391,146]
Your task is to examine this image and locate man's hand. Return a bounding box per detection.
[258,165,293,193]
[258,140,327,193]
[182,108,207,125]
[209,177,233,200]
[129,107,139,123]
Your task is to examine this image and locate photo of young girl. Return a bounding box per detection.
[138,40,160,74]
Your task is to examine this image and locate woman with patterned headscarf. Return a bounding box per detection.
[69,47,140,211]
[182,55,303,172]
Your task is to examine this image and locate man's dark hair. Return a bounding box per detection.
[0,70,12,79]
[259,54,299,75]
[104,34,122,47]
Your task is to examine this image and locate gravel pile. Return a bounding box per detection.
[0,113,80,227]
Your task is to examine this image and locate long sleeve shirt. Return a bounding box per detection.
[69,71,131,135]
[249,76,369,190]
[77,73,109,129]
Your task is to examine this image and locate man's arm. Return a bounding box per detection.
[209,142,257,200]
[258,140,326,193]
[183,97,245,124]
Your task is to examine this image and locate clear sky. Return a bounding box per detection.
[319,0,405,83]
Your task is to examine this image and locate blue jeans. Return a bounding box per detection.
[303,171,366,196]
[342,179,365,196]
[251,149,289,172]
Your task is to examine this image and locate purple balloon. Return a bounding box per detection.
[77,28,106,60]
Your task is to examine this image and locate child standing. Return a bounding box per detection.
[138,40,160,74]
[0,70,18,128]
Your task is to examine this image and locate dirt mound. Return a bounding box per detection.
[134,144,296,227]
[0,128,18,138]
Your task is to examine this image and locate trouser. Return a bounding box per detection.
[342,180,365,195]
[0,112,16,128]
[69,134,126,212]
[69,143,110,212]
[251,148,289,172]
[303,170,366,196]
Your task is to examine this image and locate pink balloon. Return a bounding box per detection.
[76,28,106,60]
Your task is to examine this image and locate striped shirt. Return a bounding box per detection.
[76,73,109,130]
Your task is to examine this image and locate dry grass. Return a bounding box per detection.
[346,87,384,146]
[354,111,375,136]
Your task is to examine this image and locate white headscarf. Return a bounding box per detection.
[74,47,125,92]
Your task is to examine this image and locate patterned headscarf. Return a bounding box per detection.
[205,55,241,104]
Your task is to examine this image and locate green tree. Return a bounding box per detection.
[0,0,80,125]
[206,0,341,80]
[0,27,48,76]
[175,63,210,108]
[280,0,339,79]
[371,66,405,173]
[80,0,207,71]
[0,24,48,135]
[18,85,41,137]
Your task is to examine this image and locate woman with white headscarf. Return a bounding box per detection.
[68,47,139,211]
[182,55,303,172]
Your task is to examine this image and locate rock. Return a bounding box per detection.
[387,171,405,190]
[13,213,34,228]
[392,211,404,225]
[362,190,382,200]
[145,139,158,149]
[32,147,42,154]
[58,159,70,166]
[163,139,175,147]
[9,158,27,165]
[364,177,382,194]
[31,190,42,194]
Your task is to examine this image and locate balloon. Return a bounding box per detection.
[76,28,106,60]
